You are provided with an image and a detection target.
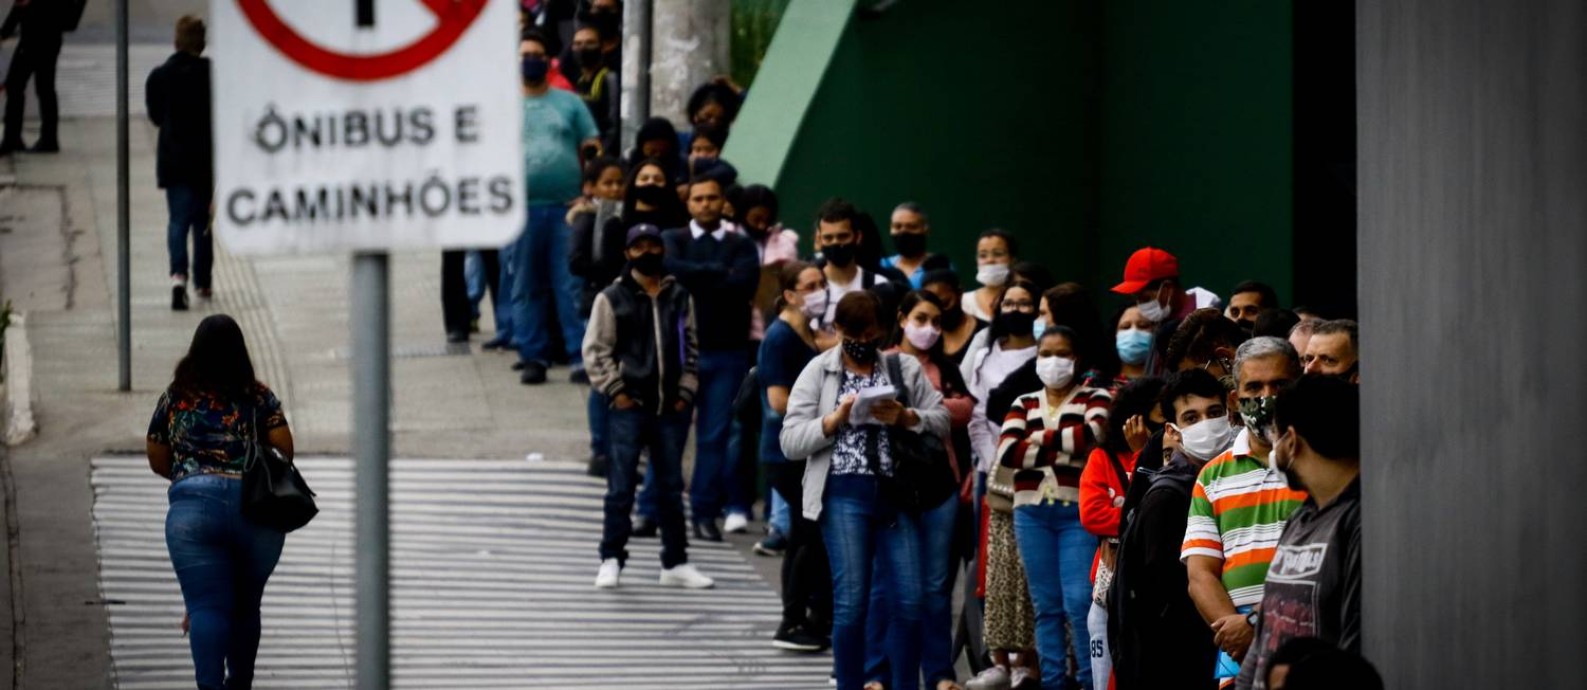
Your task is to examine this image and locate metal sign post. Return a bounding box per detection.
[116,0,131,392]
[210,1,524,685]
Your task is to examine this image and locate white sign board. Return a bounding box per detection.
[211,0,523,254]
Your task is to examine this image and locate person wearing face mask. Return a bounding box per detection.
[994,326,1114,690]
[583,224,715,591]
[811,199,903,335]
[880,203,953,289]
[1077,376,1166,688]
[921,270,986,365]
[736,185,802,341]
[565,157,628,475]
[1225,281,1279,338]
[1109,369,1228,690]
[960,282,1040,690]
[567,24,620,155]
[1234,376,1360,690]
[627,117,686,185]
[512,31,602,385]
[1181,337,1306,687]
[868,291,975,690]
[780,291,949,690]
[1110,247,1222,375]
[1300,319,1359,384]
[758,262,833,653]
[964,230,1018,324]
[1114,305,1155,381]
[1165,308,1249,391]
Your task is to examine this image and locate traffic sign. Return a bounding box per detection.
[212,0,523,254]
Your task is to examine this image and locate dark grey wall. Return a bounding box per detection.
[1358,1,1587,688]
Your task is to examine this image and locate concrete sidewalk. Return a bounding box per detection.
[0,110,596,686]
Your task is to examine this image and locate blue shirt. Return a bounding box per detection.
[758,318,817,464]
[881,254,951,289]
[522,89,599,205]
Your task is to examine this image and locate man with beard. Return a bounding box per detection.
[1226,281,1280,337]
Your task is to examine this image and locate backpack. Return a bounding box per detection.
[1107,461,1198,681]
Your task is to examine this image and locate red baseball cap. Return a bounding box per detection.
[1111,247,1180,295]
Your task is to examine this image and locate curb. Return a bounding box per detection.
[1,312,36,447]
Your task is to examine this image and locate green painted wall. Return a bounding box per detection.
[727,0,1294,305]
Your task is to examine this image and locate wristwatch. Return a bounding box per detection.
[1246,609,1261,628]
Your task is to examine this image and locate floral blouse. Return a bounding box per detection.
[831,367,894,477]
[147,384,287,481]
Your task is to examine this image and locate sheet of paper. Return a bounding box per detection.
[848,385,898,426]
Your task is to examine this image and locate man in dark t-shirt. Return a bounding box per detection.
[1236,376,1362,690]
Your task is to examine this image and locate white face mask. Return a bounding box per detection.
[904,322,942,351]
[1136,285,1169,323]
[799,289,828,320]
[976,263,1010,288]
[1036,355,1076,390]
[1174,416,1236,461]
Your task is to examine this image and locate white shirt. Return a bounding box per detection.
[690,220,729,242]
[966,340,1039,472]
[818,267,869,329]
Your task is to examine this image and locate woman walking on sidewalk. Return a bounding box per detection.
[146,315,292,690]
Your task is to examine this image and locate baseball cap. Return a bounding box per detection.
[626,223,663,248]
[1111,247,1180,295]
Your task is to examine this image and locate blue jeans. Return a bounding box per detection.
[495,240,518,344]
[587,390,610,459]
[465,250,486,319]
[165,475,285,690]
[512,203,584,364]
[689,349,750,523]
[1013,502,1097,690]
[768,490,790,536]
[865,493,959,687]
[165,184,213,288]
[822,475,924,690]
[601,406,691,568]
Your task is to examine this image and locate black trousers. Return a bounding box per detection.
[440,249,500,335]
[767,461,833,629]
[2,34,62,146]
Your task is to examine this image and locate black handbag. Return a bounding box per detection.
[241,400,318,533]
[876,354,957,514]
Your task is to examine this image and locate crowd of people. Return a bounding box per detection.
[482,5,1379,690]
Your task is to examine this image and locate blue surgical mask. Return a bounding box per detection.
[1032,319,1048,341]
[1116,328,1152,365]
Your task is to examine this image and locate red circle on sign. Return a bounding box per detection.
[237,0,489,82]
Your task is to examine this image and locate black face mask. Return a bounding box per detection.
[893,233,927,259]
[941,303,966,331]
[842,337,880,364]
[824,243,856,267]
[521,56,548,85]
[996,311,1035,338]
[631,252,665,277]
[576,47,604,70]
[633,184,670,207]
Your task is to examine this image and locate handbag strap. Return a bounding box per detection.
[1104,447,1130,492]
[884,353,910,406]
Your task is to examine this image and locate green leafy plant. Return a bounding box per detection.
[730,0,790,89]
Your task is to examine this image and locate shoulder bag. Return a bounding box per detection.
[877,354,957,514]
[241,398,318,533]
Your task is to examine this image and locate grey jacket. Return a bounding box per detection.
[780,347,950,521]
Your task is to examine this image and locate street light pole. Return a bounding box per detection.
[115,0,131,392]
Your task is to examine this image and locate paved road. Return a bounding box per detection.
[92,456,830,689]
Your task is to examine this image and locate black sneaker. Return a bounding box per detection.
[446,330,469,344]
[519,361,548,384]
[692,520,723,543]
[754,530,788,557]
[28,140,59,154]
[631,517,659,538]
[171,285,188,311]
[482,336,512,350]
[569,366,589,385]
[772,623,828,652]
[586,454,610,478]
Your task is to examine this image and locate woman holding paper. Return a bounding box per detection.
[780,291,949,690]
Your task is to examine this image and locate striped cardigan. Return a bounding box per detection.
[995,386,1112,506]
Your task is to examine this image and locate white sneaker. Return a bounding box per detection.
[723,512,750,534]
[965,665,1011,690]
[594,558,621,588]
[658,563,715,589]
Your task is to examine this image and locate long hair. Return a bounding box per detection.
[621,157,688,228]
[988,280,1039,342]
[891,290,971,397]
[1044,282,1121,382]
[172,315,259,398]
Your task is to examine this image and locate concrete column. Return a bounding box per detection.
[1358,0,1587,688]
[648,0,731,128]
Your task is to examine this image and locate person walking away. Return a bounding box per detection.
[963,230,1017,324]
[1181,337,1306,688]
[880,203,952,289]
[513,30,601,384]
[1076,377,1165,688]
[872,290,975,690]
[960,282,1040,690]
[661,176,760,541]
[996,325,1113,689]
[145,15,212,311]
[1109,369,1229,690]
[0,0,69,155]
[780,291,949,690]
[146,315,293,690]
[584,224,714,590]
[1234,377,1360,690]
[567,156,627,476]
[759,261,833,651]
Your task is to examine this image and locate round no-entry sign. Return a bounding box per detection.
[237,0,489,81]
